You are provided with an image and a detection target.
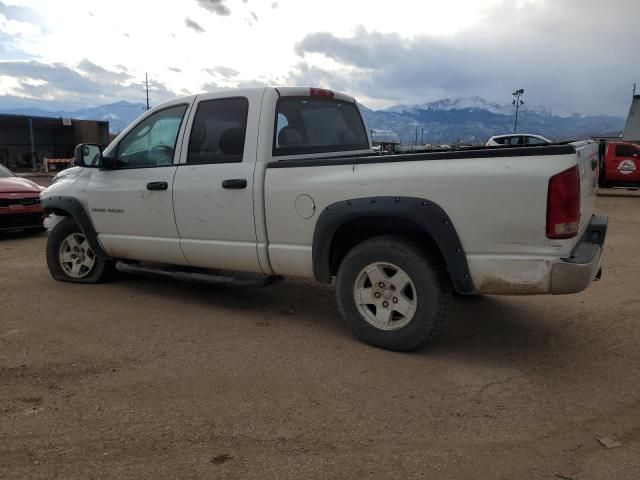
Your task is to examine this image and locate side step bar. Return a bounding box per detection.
[115,261,284,288]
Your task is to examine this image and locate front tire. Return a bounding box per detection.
[46,217,111,283]
[336,235,450,352]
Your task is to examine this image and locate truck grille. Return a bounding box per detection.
[0,197,41,208]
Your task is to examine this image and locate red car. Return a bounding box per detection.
[599,141,640,189]
[0,164,45,232]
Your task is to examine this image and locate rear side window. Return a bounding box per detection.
[188,97,249,164]
[527,136,547,145]
[500,136,521,145]
[273,97,369,156]
[615,144,636,157]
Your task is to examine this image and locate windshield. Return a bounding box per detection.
[0,164,15,178]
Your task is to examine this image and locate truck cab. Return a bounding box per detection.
[600,141,640,189]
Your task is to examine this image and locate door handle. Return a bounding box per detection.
[222,179,247,189]
[146,181,168,191]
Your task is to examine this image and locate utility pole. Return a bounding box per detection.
[512,88,525,133]
[634,82,637,96]
[28,117,36,170]
[144,73,150,111]
[420,127,424,145]
[414,125,418,147]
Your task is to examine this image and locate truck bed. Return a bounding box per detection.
[267,143,584,169]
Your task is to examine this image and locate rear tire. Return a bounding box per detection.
[46,217,112,283]
[336,235,450,352]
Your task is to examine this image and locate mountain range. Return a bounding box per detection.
[0,97,626,144]
[362,97,625,145]
[0,101,148,134]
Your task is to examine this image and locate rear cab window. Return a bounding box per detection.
[273,97,369,156]
[615,144,637,158]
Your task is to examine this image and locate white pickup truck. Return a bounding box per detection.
[42,87,607,351]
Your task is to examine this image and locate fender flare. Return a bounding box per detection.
[42,196,109,258]
[311,196,475,294]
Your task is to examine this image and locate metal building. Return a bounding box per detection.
[623,95,640,142]
[0,114,109,170]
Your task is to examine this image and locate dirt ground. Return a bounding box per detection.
[1,190,639,480]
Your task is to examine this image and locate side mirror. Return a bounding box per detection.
[74,143,103,168]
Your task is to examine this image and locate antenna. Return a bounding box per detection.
[634,82,637,97]
[144,73,150,111]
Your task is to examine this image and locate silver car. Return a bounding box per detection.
[486,134,552,146]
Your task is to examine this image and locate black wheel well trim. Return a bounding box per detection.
[311,196,476,294]
[42,196,110,259]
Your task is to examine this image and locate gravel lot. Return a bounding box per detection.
[1,190,639,480]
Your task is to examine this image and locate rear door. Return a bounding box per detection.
[172,91,263,273]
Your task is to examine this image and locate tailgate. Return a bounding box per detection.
[572,140,599,235]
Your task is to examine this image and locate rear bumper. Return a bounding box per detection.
[550,214,607,294]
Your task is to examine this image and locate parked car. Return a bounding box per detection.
[597,140,640,189]
[0,164,45,232]
[41,87,606,351]
[486,134,552,146]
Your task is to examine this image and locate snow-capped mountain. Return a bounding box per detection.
[385,96,514,116]
[363,97,624,144]
[384,96,574,118]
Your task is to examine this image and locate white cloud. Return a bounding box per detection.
[0,0,638,115]
[0,12,39,36]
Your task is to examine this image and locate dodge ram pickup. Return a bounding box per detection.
[41,87,607,351]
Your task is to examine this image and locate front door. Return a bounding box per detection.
[172,92,263,273]
[88,102,191,265]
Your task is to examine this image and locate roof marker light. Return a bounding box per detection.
[309,88,334,99]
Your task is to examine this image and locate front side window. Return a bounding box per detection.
[273,97,369,156]
[187,97,249,164]
[115,104,188,169]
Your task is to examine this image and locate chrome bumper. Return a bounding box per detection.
[550,215,607,294]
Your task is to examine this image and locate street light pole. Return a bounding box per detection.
[512,88,525,133]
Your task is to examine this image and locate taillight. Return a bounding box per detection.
[309,88,334,99]
[546,165,580,239]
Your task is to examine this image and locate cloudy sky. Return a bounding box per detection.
[0,0,638,115]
